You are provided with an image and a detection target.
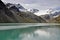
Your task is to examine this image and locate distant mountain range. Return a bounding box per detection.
[40,7,60,22]
[48,7,60,18]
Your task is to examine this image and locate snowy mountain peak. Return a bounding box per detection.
[5,3,28,12]
[27,9,39,13]
[47,7,60,14]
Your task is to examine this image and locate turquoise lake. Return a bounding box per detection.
[0,25,60,40]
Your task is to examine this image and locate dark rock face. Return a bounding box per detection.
[0,0,5,9]
[0,0,20,22]
[0,0,12,17]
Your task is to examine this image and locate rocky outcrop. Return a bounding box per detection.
[0,0,21,22]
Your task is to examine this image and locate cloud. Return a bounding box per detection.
[2,0,60,4]
[21,3,59,10]
[2,0,60,10]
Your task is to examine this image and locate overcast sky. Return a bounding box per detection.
[2,0,60,10]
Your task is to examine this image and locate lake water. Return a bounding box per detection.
[0,24,60,40]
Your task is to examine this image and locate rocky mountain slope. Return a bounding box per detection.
[0,0,46,23]
[49,15,60,23]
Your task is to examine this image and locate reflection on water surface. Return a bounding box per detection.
[0,26,60,40]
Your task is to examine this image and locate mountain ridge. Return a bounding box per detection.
[0,0,46,23]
